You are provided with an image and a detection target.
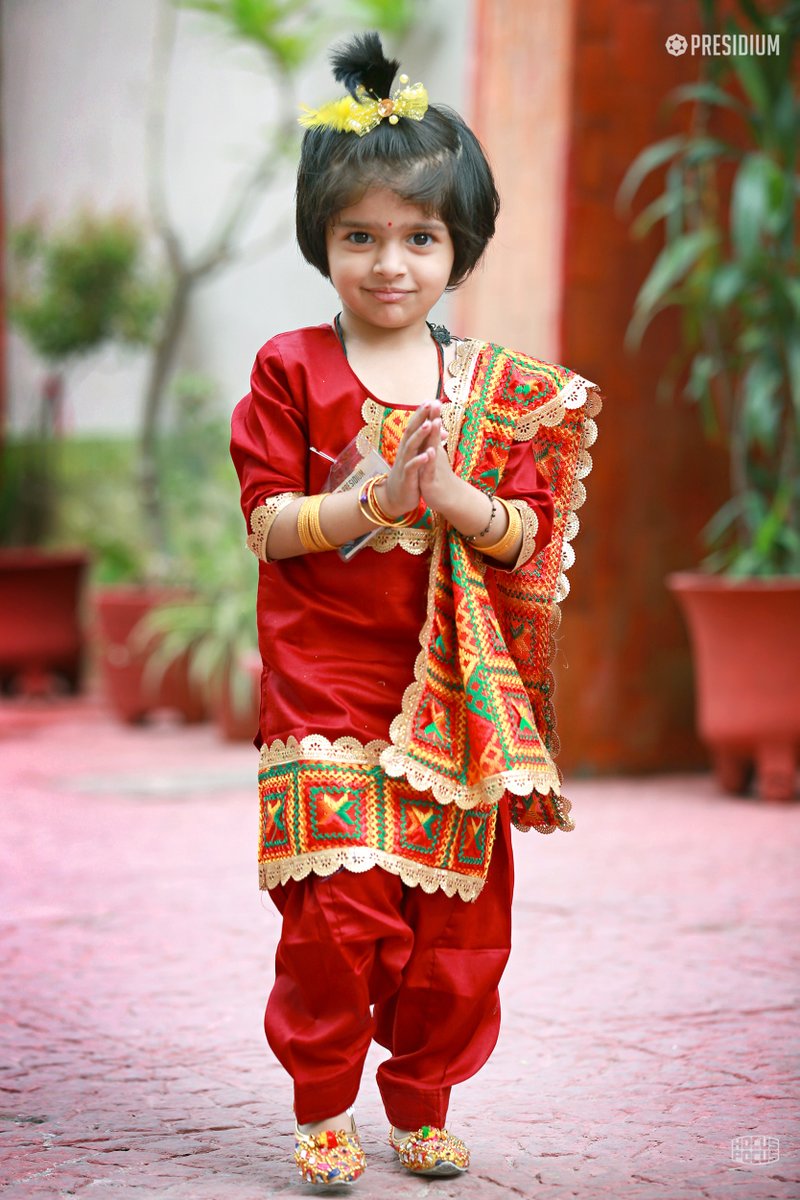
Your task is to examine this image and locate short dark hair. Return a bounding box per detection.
[295,42,499,288]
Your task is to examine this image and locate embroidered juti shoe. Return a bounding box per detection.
[294,1112,366,1187]
[389,1125,470,1176]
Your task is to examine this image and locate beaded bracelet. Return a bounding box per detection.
[297,494,338,553]
[480,498,522,559]
[463,495,497,543]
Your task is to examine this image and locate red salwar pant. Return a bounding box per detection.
[265,799,514,1130]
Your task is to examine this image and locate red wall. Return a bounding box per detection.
[466,0,734,774]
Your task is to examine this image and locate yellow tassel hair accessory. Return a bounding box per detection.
[299,76,428,137]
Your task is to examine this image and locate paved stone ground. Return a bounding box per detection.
[1,697,798,1200]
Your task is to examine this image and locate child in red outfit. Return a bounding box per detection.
[231,31,602,1187]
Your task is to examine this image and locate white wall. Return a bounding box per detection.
[2,0,471,434]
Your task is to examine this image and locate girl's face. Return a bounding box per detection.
[326,187,455,334]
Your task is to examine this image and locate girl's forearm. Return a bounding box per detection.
[266,489,376,560]
[265,477,522,565]
[434,476,522,565]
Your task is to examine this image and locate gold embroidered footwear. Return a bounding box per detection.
[389,1125,470,1176]
[294,1113,366,1187]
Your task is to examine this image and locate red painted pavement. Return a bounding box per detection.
[1,698,798,1198]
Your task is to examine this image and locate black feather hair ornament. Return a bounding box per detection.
[330,32,400,101]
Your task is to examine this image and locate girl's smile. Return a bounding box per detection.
[326,187,455,335]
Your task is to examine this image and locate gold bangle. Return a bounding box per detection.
[297,494,337,553]
[358,473,391,527]
[296,496,315,552]
[480,498,522,559]
[308,493,337,552]
[301,495,333,552]
[370,480,423,527]
[365,476,398,527]
[358,474,421,528]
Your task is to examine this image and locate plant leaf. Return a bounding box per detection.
[630,189,683,240]
[625,229,719,349]
[729,48,770,113]
[708,262,745,310]
[667,80,750,120]
[615,135,687,214]
[730,152,784,260]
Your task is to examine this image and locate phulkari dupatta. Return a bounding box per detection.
[380,340,602,833]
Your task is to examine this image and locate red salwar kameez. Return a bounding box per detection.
[231,322,601,1125]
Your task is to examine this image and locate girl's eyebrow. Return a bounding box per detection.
[336,217,446,231]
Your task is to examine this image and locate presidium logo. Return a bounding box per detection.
[666,31,781,55]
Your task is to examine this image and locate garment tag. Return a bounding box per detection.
[322,431,389,561]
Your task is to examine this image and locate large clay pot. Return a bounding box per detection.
[0,548,90,693]
[212,651,261,743]
[92,586,208,725]
[667,573,800,802]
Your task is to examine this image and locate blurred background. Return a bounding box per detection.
[1,0,798,798]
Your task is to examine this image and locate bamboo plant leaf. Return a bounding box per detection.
[730,152,784,260]
[701,494,744,545]
[729,48,770,113]
[735,0,771,29]
[625,228,719,350]
[615,135,688,214]
[741,357,782,449]
[630,189,684,240]
[667,80,751,119]
[708,262,746,309]
[685,352,720,406]
[664,161,692,244]
[680,137,736,168]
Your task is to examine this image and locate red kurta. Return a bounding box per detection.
[231,324,564,900]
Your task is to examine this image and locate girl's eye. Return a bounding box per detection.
[346,231,372,244]
[410,232,434,247]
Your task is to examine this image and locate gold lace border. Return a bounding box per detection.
[247,491,303,562]
[258,845,485,902]
[259,734,387,771]
[257,733,563,809]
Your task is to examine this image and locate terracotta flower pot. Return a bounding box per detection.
[667,573,800,802]
[0,548,90,693]
[92,586,208,725]
[213,651,261,743]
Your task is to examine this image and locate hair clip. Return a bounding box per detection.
[299,77,428,137]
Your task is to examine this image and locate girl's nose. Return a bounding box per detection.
[373,242,406,277]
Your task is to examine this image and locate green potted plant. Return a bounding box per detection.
[130,374,260,739]
[87,373,220,726]
[2,210,162,693]
[618,0,799,802]
[137,536,260,741]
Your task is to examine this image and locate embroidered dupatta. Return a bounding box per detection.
[379,340,602,829]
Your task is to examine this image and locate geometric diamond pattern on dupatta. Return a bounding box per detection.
[380,342,602,830]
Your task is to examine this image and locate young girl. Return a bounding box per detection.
[231,32,602,1187]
